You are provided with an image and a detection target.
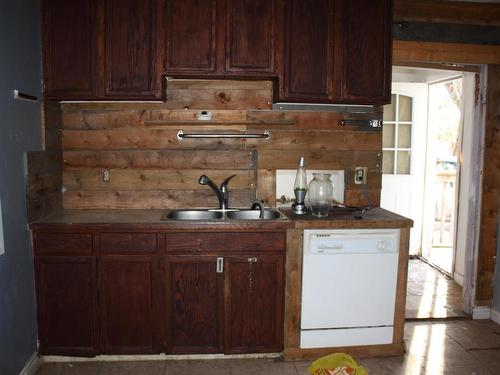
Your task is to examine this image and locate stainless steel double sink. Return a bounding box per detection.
[163,208,283,221]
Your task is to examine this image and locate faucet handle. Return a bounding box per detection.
[220,174,237,191]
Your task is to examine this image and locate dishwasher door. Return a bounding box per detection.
[301,229,400,330]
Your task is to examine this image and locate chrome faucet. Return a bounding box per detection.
[198,174,237,210]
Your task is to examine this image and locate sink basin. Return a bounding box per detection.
[165,210,223,220]
[226,209,282,220]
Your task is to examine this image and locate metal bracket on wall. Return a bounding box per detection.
[177,130,270,141]
[11,90,38,102]
[339,119,382,130]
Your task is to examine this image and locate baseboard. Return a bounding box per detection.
[19,352,42,375]
[42,352,281,363]
[472,305,491,320]
[491,308,500,325]
[453,272,464,287]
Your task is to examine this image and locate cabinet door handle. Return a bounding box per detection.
[216,257,224,273]
[248,257,257,263]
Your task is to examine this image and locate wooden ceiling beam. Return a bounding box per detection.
[394,0,500,26]
[393,40,500,64]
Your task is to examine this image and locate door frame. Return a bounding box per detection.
[392,62,486,314]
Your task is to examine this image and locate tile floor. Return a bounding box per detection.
[37,319,500,375]
[406,259,467,319]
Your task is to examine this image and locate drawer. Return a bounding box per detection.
[165,232,285,253]
[99,232,158,253]
[33,232,93,255]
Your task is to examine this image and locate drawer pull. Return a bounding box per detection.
[216,257,224,273]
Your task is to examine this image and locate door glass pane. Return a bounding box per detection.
[383,123,395,148]
[383,94,396,121]
[396,151,411,174]
[383,151,394,174]
[397,124,411,148]
[398,95,412,122]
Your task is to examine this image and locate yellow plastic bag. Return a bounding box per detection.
[308,353,368,375]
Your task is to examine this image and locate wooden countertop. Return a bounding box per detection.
[30,209,294,231]
[282,207,413,229]
[30,207,411,231]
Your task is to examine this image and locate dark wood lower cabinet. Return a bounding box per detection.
[164,252,285,354]
[164,256,223,354]
[98,255,160,354]
[224,255,284,353]
[35,256,98,356]
[33,228,286,356]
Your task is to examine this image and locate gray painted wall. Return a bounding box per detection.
[0,0,42,374]
[493,220,500,311]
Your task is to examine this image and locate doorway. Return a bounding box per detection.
[381,65,481,318]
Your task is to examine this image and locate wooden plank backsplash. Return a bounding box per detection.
[52,79,382,209]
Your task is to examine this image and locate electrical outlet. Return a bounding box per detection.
[354,167,367,185]
[197,110,213,121]
[102,169,111,183]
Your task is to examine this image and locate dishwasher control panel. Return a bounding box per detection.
[307,229,399,255]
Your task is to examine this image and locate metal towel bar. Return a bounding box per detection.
[177,130,270,141]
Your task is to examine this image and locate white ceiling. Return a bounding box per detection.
[392,66,462,83]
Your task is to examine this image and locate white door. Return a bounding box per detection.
[381,83,428,255]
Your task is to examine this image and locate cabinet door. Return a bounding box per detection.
[98,256,160,354]
[282,0,334,101]
[225,0,275,74]
[103,0,162,98]
[165,0,218,73]
[42,0,97,99]
[35,256,98,356]
[224,255,284,353]
[337,0,392,104]
[164,256,223,353]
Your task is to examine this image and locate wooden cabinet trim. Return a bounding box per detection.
[165,232,286,253]
[98,232,158,254]
[34,232,94,256]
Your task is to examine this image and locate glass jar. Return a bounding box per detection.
[307,173,334,217]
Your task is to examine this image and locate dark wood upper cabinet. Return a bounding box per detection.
[165,0,218,73]
[35,256,98,356]
[336,0,392,104]
[41,0,392,103]
[282,0,334,101]
[225,0,275,74]
[42,0,97,99]
[224,255,284,353]
[98,256,160,354]
[164,256,223,354]
[103,0,162,98]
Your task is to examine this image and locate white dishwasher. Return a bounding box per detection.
[300,228,400,349]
